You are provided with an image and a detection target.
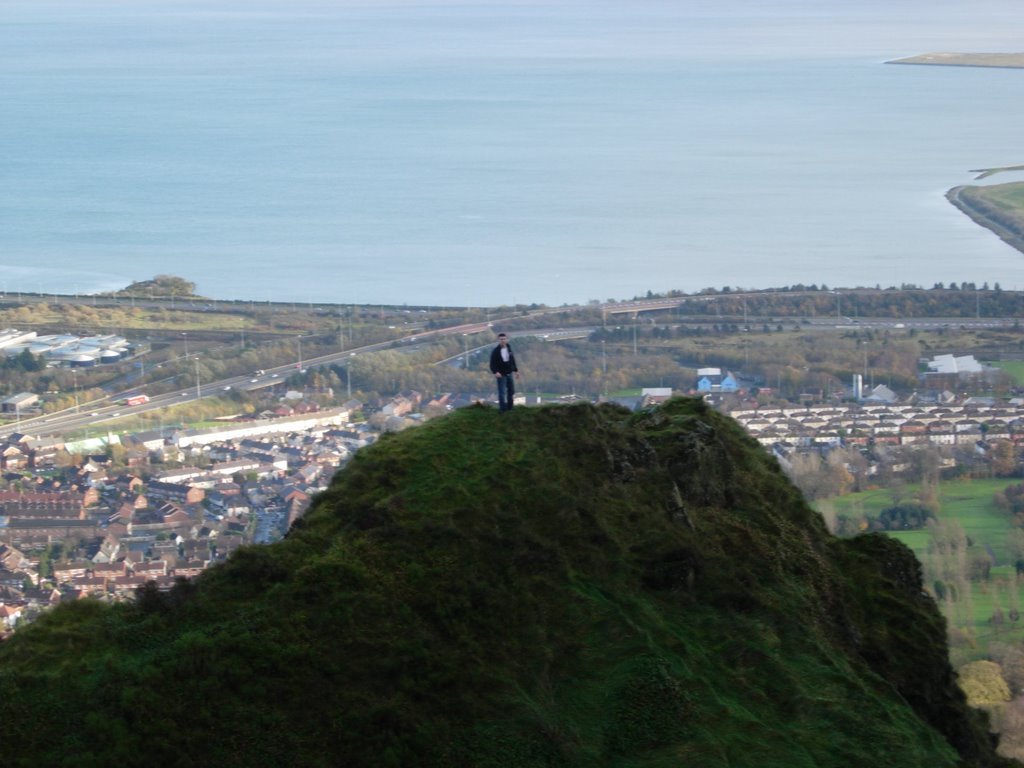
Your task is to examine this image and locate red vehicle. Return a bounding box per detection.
[124,394,150,406]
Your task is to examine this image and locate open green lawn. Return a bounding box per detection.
[819,478,1024,660]
[827,479,1016,558]
[993,359,1024,385]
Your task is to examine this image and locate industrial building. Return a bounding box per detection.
[0,328,131,367]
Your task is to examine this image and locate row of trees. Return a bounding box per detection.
[793,440,1022,518]
[644,285,1024,320]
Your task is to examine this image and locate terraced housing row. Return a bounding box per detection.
[729,400,1024,448]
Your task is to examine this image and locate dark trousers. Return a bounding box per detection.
[496,374,515,411]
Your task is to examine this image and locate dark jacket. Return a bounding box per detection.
[489,343,518,375]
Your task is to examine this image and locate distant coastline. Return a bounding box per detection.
[898,49,1024,260]
[947,183,1024,256]
[887,52,1024,69]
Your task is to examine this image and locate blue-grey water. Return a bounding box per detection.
[2,0,1024,307]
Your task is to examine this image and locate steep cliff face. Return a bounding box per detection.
[0,399,1017,767]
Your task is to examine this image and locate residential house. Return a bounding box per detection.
[0,603,24,630]
[146,480,205,505]
[695,368,738,393]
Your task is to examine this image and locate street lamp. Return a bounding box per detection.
[344,354,358,399]
[194,358,201,399]
[182,332,189,358]
[72,368,80,413]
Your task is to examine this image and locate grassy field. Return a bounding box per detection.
[819,478,1024,660]
[993,360,1024,385]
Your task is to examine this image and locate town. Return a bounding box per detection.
[3,283,1024,636]
[3,363,1021,636]
[0,401,367,632]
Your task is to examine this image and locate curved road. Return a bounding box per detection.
[1,303,1018,440]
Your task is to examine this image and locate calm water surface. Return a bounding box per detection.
[2,0,1023,306]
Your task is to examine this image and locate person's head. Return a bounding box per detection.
[497,333,508,345]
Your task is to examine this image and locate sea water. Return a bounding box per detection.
[2,0,1024,307]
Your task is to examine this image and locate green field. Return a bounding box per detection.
[819,478,1024,661]
[993,360,1024,385]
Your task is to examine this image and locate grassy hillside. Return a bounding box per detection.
[0,399,1016,767]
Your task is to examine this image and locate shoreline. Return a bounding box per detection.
[947,184,1024,256]
[887,52,1024,69]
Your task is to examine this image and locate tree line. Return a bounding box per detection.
[641,285,1024,320]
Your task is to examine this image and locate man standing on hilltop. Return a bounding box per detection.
[489,332,519,412]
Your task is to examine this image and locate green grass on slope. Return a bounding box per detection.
[0,400,1015,768]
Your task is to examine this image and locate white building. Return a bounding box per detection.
[927,354,984,375]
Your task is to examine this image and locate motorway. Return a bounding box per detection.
[0,318,515,440]
[1,304,1017,441]
[0,337,406,440]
